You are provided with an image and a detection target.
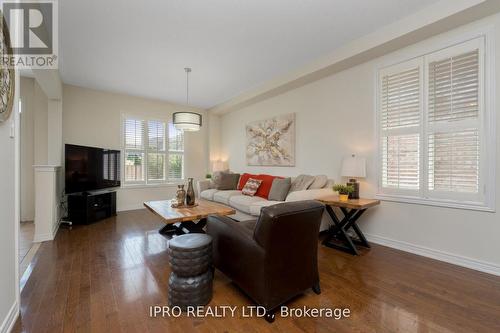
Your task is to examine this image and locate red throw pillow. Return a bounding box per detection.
[254,174,284,199]
[237,173,256,190]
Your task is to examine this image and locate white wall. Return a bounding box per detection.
[0,72,19,331]
[219,14,500,273]
[20,77,35,222]
[62,84,209,211]
[207,113,222,172]
[19,77,51,222]
[33,81,49,165]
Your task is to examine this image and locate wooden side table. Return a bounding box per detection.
[316,195,380,255]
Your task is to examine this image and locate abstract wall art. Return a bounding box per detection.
[246,113,295,166]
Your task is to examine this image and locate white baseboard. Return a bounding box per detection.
[33,232,53,242]
[52,221,60,239]
[366,233,500,277]
[0,301,19,333]
[33,221,60,243]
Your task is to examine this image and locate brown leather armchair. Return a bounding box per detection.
[206,200,325,322]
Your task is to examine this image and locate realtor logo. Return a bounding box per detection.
[1,0,58,68]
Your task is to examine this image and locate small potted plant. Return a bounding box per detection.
[205,173,212,179]
[333,184,354,202]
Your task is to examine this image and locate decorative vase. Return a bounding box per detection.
[347,179,360,199]
[339,194,349,202]
[186,178,195,206]
[176,185,186,206]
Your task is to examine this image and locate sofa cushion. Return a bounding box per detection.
[200,189,219,201]
[309,175,328,189]
[289,174,315,192]
[213,190,242,205]
[249,200,283,216]
[237,173,257,190]
[229,195,266,214]
[268,177,291,201]
[216,173,241,190]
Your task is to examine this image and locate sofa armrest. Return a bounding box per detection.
[285,188,333,202]
[196,179,213,197]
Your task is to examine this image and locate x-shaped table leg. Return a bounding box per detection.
[322,205,369,255]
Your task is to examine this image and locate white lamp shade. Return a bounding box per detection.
[173,112,202,131]
[341,155,366,178]
[212,160,228,172]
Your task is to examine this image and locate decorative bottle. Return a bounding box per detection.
[186,178,195,206]
[176,185,186,206]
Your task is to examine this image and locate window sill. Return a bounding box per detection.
[375,193,495,212]
[121,182,184,190]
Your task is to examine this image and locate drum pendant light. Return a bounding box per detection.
[173,67,202,131]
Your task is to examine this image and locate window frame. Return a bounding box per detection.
[375,30,495,212]
[121,114,185,187]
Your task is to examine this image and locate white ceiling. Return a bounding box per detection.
[59,0,439,109]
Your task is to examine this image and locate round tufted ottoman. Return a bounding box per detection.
[168,234,213,308]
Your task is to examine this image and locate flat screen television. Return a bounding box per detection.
[65,144,121,194]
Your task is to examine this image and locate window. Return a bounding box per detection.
[123,117,184,185]
[377,37,494,210]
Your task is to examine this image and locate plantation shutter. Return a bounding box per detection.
[124,119,145,182]
[426,40,482,196]
[147,120,166,182]
[167,123,184,180]
[379,59,422,191]
[123,117,185,185]
[381,67,421,130]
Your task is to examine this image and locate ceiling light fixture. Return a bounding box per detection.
[173,67,202,131]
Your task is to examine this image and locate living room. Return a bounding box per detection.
[1,1,500,332]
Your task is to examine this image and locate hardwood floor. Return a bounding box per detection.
[19,221,34,263]
[13,209,500,333]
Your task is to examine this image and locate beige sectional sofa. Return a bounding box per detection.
[197,177,334,231]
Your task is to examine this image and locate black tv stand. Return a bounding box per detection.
[67,190,117,224]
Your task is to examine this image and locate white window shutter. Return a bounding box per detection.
[124,119,145,182]
[428,50,479,123]
[379,59,422,192]
[381,134,420,190]
[428,130,479,193]
[167,123,184,180]
[124,119,144,150]
[147,120,166,181]
[123,117,185,185]
[426,42,481,196]
[381,67,421,130]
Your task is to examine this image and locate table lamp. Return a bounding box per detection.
[212,160,228,173]
[341,154,366,199]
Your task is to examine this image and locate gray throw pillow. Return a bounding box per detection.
[212,170,230,188]
[289,174,315,192]
[216,173,241,190]
[309,175,328,189]
[268,178,292,201]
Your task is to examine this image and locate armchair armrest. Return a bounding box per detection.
[206,215,265,296]
[196,179,213,197]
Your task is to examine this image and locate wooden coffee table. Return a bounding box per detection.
[144,199,236,235]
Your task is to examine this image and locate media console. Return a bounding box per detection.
[67,190,117,224]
